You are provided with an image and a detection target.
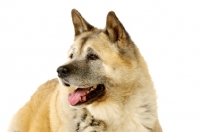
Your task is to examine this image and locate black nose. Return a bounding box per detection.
[57,66,68,78]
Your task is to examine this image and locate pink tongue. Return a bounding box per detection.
[68,88,89,105]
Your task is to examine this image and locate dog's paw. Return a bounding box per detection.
[73,109,106,132]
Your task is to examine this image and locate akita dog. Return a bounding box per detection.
[8,9,162,132]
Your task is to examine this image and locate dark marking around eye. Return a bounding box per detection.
[87,54,99,60]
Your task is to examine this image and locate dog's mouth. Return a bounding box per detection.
[63,82,105,106]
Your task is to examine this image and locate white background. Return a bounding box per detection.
[1,0,200,131]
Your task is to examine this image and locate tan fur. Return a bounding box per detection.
[8,9,162,132]
[8,79,57,132]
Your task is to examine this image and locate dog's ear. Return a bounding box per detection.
[105,11,130,46]
[71,9,94,37]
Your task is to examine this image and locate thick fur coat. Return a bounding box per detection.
[8,9,162,132]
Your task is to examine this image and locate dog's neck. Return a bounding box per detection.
[86,83,157,131]
[86,99,123,125]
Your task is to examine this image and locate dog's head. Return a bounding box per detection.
[57,9,148,108]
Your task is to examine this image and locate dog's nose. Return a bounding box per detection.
[57,66,68,78]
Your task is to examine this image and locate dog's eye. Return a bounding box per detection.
[87,54,99,60]
[69,53,73,59]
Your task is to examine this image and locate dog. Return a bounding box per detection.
[8,9,162,132]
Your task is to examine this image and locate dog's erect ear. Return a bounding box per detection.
[105,11,130,46]
[71,9,94,37]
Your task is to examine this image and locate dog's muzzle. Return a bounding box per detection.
[56,66,106,106]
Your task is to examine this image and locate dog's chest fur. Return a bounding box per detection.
[86,96,156,132]
[54,84,157,132]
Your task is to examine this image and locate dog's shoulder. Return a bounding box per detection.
[32,78,59,101]
[8,78,59,132]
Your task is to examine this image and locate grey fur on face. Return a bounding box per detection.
[61,47,107,87]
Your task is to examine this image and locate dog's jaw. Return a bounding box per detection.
[58,78,106,108]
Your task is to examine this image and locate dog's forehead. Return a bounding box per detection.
[72,30,109,54]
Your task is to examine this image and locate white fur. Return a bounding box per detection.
[50,81,158,132]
